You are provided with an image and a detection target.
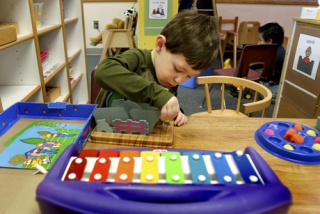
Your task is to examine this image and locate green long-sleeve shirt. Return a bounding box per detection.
[94,48,177,109]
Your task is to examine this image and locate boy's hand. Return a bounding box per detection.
[160,96,180,122]
[174,111,188,126]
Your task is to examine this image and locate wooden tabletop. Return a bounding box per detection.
[1,116,319,213]
[86,116,320,214]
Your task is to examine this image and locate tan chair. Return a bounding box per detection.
[237,21,260,46]
[222,21,260,66]
[99,15,137,62]
[191,76,272,117]
[219,16,238,39]
[219,16,238,67]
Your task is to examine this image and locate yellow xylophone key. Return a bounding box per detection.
[140,151,160,183]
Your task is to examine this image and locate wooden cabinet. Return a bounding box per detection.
[274,18,320,118]
[0,0,89,111]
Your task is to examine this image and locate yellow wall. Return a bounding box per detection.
[138,0,178,49]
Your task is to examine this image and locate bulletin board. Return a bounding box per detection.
[274,18,320,118]
[138,0,178,49]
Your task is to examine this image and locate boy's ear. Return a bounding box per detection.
[155,35,166,52]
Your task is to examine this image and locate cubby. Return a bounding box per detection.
[0,0,89,111]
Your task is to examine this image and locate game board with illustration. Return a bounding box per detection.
[0,102,97,170]
[0,120,83,170]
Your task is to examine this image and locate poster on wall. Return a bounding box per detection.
[292,33,320,80]
[144,0,173,36]
[149,0,168,19]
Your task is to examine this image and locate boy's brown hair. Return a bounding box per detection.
[161,11,220,71]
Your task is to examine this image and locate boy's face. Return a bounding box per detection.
[258,33,272,44]
[152,35,201,88]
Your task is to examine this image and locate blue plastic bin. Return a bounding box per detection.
[179,67,212,89]
[0,102,97,152]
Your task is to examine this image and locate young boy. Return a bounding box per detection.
[94,11,220,126]
[258,22,285,103]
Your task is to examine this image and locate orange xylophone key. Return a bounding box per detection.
[115,150,140,182]
[89,150,119,182]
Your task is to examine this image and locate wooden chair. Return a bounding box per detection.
[222,21,260,65]
[197,44,277,107]
[237,21,260,46]
[99,14,137,62]
[219,16,238,39]
[219,16,238,67]
[191,76,272,117]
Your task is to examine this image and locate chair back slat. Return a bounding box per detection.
[221,83,225,110]
[194,76,272,117]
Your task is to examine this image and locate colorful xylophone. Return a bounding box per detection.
[36,145,292,214]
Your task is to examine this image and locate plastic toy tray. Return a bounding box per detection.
[36,145,291,214]
[255,121,320,164]
[0,102,97,152]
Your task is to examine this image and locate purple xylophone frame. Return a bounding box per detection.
[36,145,291,214]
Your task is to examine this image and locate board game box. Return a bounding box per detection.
[0,102,97,170]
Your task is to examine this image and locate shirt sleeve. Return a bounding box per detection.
[94,49,174,110]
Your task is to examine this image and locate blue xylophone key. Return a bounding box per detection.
[182,151,210,184]
[231,150,263,184]
[205,152,237,184]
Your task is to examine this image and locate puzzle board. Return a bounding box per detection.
[88,121,174,148]
[0,118,84,170]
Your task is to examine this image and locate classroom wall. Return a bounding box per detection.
[216,3,304,37]
[83,2,137,55]
[83,2,306,54]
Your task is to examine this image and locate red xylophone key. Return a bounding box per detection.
[89,150,119,182]
[63,150,99,181]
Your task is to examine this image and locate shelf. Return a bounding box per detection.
[65,17,79,25]
[54,92,71,103]
[37,24,62,36]
[0,85,41,109]
[43,62,66,83]
[68,49,81,62]
[0,0,89,111]
[70,73,83,90]
[0,33,34,51]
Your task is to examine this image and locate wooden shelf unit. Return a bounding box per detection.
[0,0,89,110]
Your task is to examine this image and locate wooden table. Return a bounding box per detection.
[0,116,319,213]
[86,116,320,214]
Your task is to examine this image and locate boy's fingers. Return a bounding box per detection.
[161,106,176,122]
[160,107,168,121]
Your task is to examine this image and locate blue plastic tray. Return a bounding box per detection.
[0,102,97,152]
[255,121,320,164]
